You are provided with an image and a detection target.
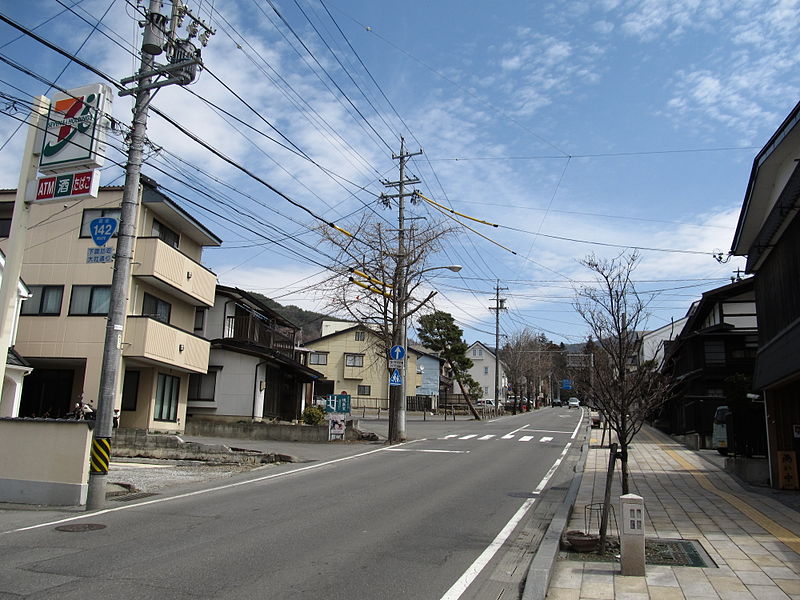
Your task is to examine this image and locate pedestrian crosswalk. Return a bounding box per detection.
[437,431,564,443]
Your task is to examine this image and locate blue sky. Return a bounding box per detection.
[1,0,798,345]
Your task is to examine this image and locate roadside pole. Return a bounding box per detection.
[86,0,213,509]
[0,96,49,417]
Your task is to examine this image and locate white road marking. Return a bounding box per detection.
[571,409,584,439]
[440,435,459,439]
[478,434,495,440]
[539,437,554,443]
[501,434,515,439]
[518,435,534,442]
[385,449,470,454]
[459,434,478,440]
[1,440,426,536]
[439,441,573,600]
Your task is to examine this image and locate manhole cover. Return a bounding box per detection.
[110,492,158,502]
[508,491,538,498]
[55,523,106,532]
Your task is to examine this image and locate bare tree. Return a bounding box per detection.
[500,329,536,414]
[574,252,672,494]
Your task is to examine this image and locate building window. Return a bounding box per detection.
[0,218,10,238]
[484,366,489,375]
[21,285,63,315]
[194,307,205,332]
[309,352,328,365]
[354,330,366,341]
[188,370,217,402]
[121,370,140,411]
[143,293,171,324]
[484,386,489,395]
[357,385,371,395]
[704,340,726,365]
[152,219,179,248]
[154,373,180,421]
[345,354,364,367]
[80,208,121,238]
[69,285,111,315]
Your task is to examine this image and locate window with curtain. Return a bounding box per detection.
[154,373,180,421]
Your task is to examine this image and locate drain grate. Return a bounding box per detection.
[110,492,159,502]
[564,537,714,568]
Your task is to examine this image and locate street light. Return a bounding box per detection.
[392,264,463,443]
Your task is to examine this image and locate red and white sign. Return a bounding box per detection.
[28,169,101,204]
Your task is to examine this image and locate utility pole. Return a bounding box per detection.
[381,137,421,443]
[489,281,507,408]
[86,0,213,510]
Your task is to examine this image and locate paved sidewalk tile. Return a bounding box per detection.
[544,425,800,600]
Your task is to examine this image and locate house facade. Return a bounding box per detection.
[408,344,443,411]
[661,279,763,457]
[304,322,421,409]
[458,341,507,401]
[187,286,322,422]
[0,178,221,432]
[731,99,800,488]
[0,249,32,417]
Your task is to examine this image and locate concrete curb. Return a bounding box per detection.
[522,431,590,600]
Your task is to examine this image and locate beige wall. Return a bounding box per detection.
[0,419,92,505]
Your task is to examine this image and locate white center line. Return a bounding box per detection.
[519,435,534,442]
[385,449,470,454]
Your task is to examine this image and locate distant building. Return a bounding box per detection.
[456,341,506,401]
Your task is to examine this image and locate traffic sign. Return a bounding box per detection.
[389,369,402,386]
[89,217,118,246]
[389,345,406,360]
[388,359,404,369]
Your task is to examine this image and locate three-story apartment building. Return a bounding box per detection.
[0,177,221,432]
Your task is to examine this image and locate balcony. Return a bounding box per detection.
[123,316,209,374]
[133,237,216,306]
[224,315,296,359]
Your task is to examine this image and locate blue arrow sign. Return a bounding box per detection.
[89,217,117,247]
[389,369,402,386]
[389,345,406,360]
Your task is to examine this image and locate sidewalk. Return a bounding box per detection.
[547,425,800,600]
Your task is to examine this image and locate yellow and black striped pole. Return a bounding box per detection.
[90,437,111,474]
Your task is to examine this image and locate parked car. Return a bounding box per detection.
[568,397,580,409]
[713,405,730,455]
[475,399,495,407]
[552,398,562,407]
[590,409,601,428]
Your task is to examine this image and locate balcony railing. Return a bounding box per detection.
[133,237,216,306]
[124,316,209,373]
[224,315,296,358]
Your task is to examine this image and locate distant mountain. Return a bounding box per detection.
[248,292,332,342]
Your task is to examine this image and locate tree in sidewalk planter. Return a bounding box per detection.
[416,311,482,419]
[316,215,455,438]
[573,251,673,496]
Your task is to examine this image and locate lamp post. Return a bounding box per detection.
[392,264,462,442]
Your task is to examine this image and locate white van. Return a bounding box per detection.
[713,405,730,455]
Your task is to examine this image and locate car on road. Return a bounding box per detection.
[568,397,580,409]
[590,409,601,427]
[552,398,562,407]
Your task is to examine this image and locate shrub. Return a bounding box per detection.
[302,405,325,425]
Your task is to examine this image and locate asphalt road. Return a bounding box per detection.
[0,407,586,600]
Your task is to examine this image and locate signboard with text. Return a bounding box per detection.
[29,169,100,204]
[39,83,112,174]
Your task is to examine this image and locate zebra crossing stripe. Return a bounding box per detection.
[501,434,514,439]
[442,435,459,439]
[519,435,534,442]
[459,434,478,440]
[478,434,495,440]
[540,436,554,443]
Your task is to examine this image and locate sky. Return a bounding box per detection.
[0,0,798,346]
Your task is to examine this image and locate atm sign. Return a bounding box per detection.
[33,170,100,203]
